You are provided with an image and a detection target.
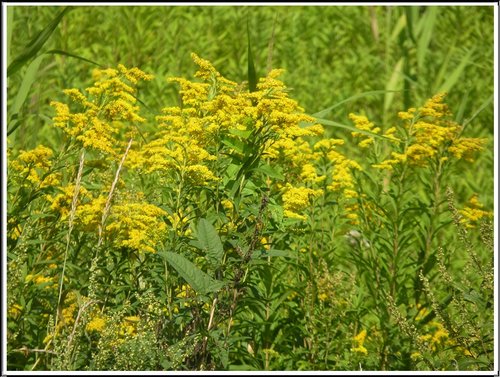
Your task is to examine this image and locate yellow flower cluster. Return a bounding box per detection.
[127,53,324,193]
[282,184,323,221]
[9,145,61,188]
[418,321,452,352]
[414,304,455,353]
[86,314,107,333]
[373,93,485,170]
[8,304,23,320]
[459,194,493,228]
[41,57,366,233]
[88,312,142,348]
[25,273,58,289]
[46,185,166,253]
[46,184,90,221]
[351,329,368,355]
[448,137,486,162]
[105,201,167,253]
[313,138,362,197]
[349,113,380,148]
[119,316,140,337]
[50,65,153,157]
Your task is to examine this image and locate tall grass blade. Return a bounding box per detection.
[390,13,406,43]
[433,44,455,93]
[247,20,257,93]
[8,6,72,77]
[7,118,22,137]
[7,6,14,67]
[438,49,474,94]
[384,57,404,113]
[404,7,416,44]
[266,15,277,74]
[416,7,438,71]
[455,90,470,124]
[10,54,45,116]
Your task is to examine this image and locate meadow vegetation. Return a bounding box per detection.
[6,5,495,371]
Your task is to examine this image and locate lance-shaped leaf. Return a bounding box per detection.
[162,251,224,295]
[197,218,224,268]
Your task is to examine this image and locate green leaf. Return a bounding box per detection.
[7,6,72,77]
[252,163,284,180]
[161,251,223,295]
[197,218,224,268]
[462,289,486,308]
[7,116,21,137]
[229,128,252,139]
[222,136,245,154]
[268,203,284,225]
[261,249,295,258]
[461,93,493,132]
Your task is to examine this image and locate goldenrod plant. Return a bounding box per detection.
[6,5,493,372]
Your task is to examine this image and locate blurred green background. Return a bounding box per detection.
[6,5,495,205]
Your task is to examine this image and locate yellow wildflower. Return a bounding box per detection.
[419,92,449,118]
[86,316,107,333]
[63,88,89,106]
[260,237,271,251]
[52,64,152,157]
[10,145,58,187]
[8,304,23,319]
[185,164,219,186]
[448,137,486,162]
[351,345,368,355]
[349,113,379,149]
[398,107,417,120]
[410,352,421,360]
[105,201,167,253]
[459,194,492,228]
[221,199,234,212]
[46,184,90,221]
[353,329,367,344]
[375,94,484,169]
[119,316,140,337]
[351,329,368,355]
[282,185,323,221]
[300,163,325,183]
